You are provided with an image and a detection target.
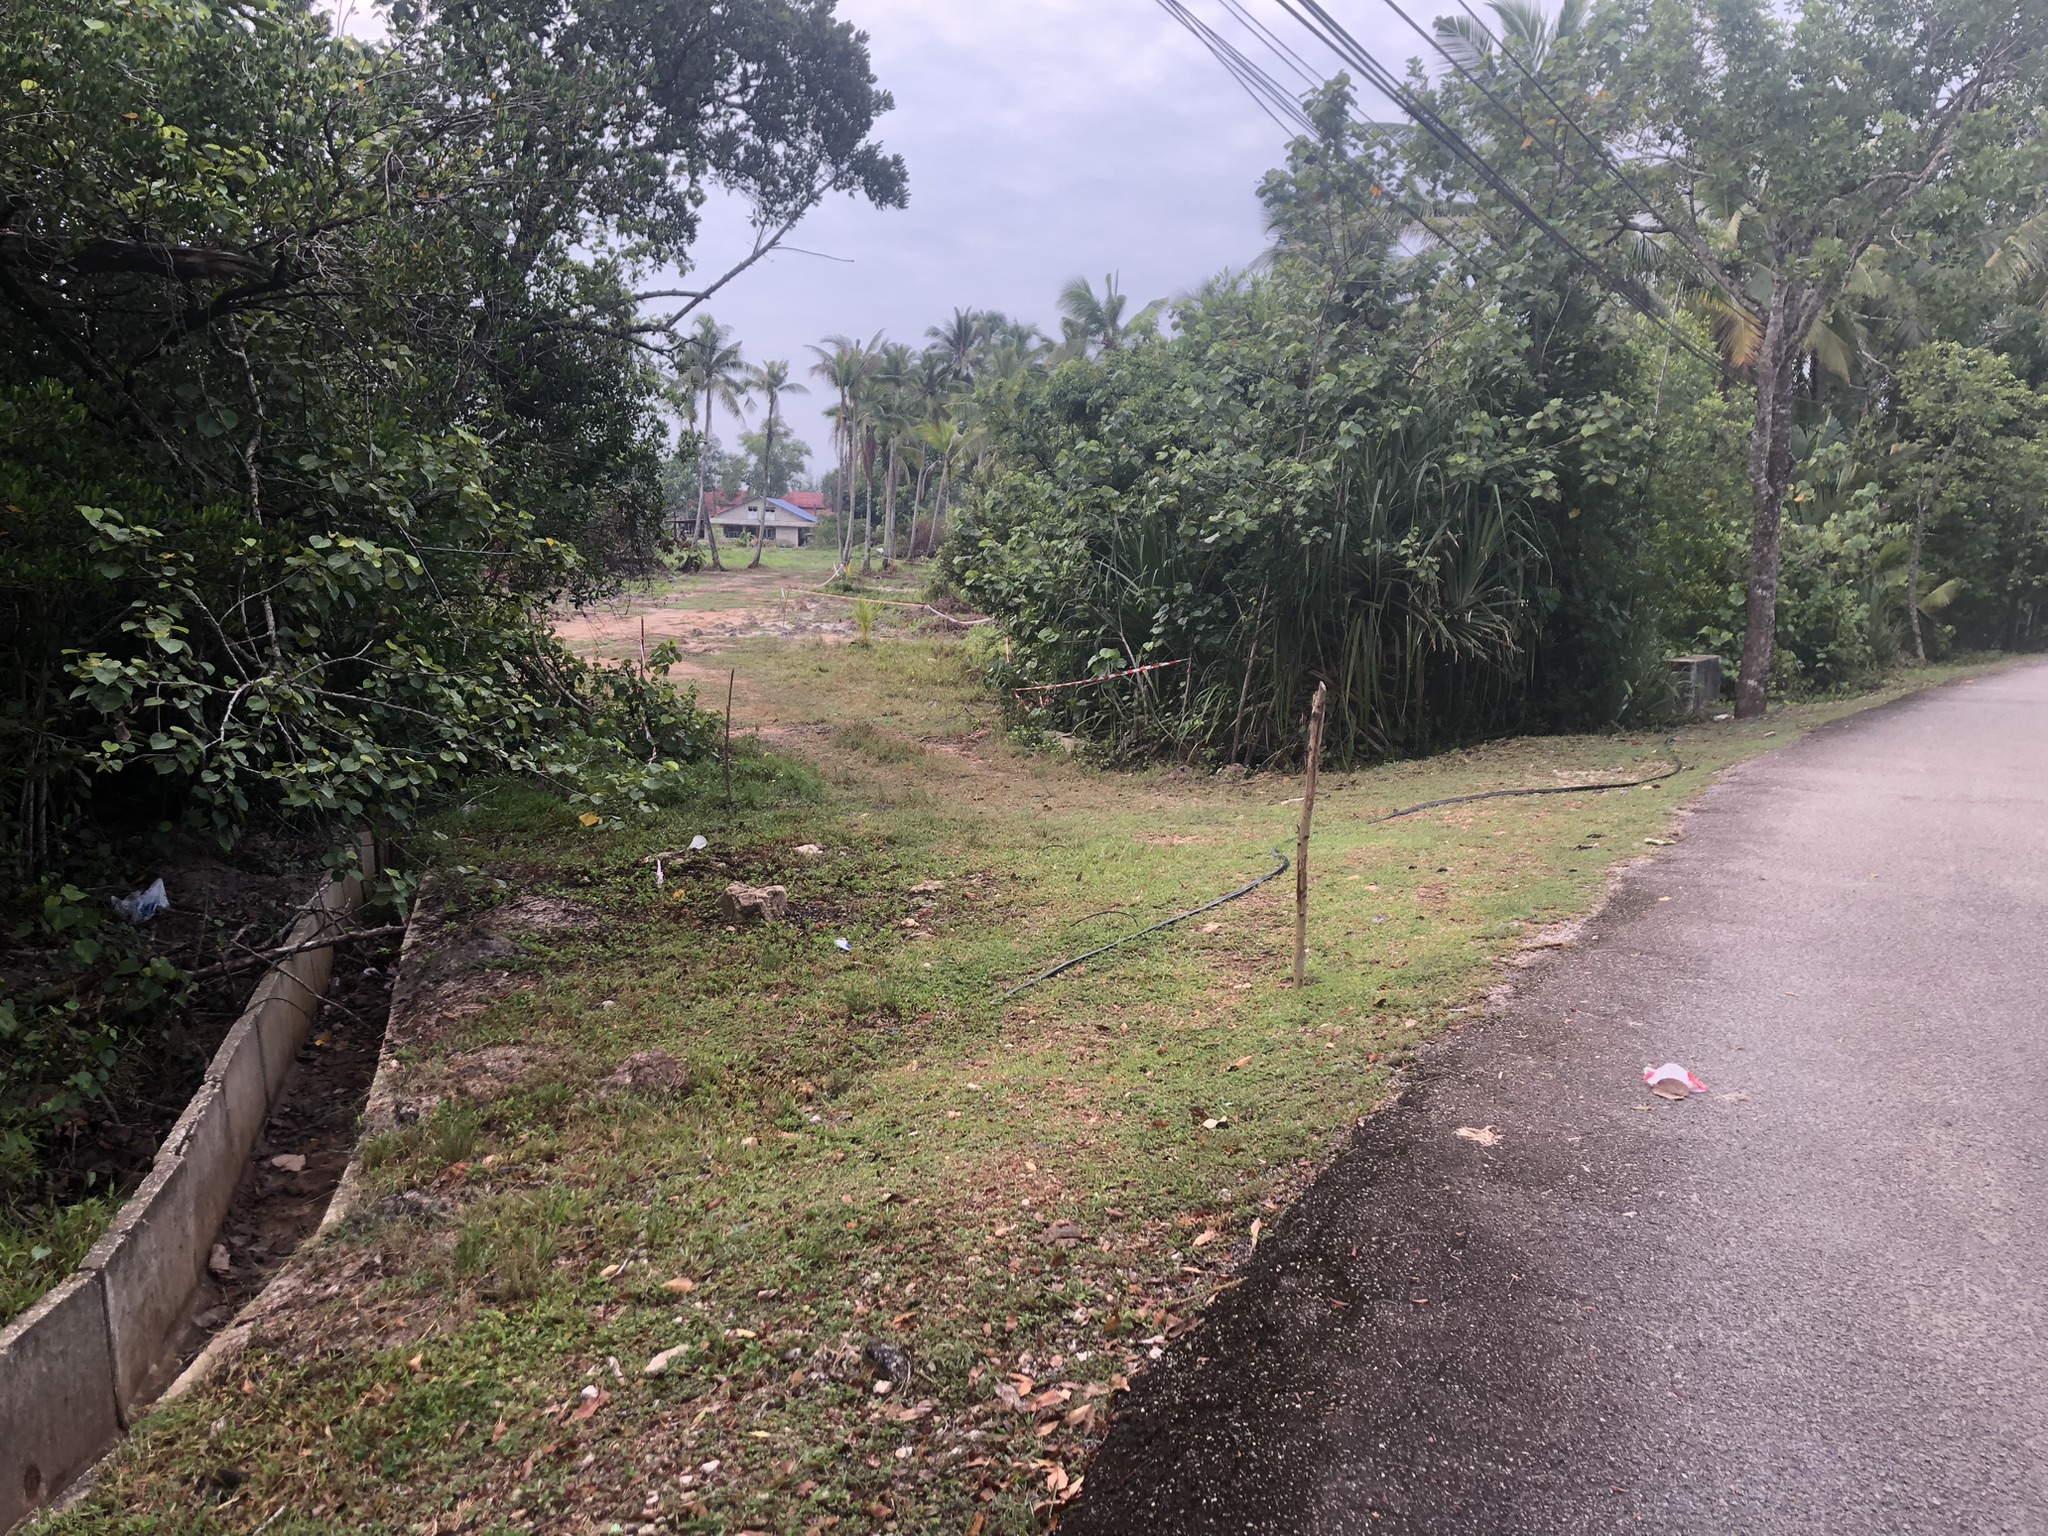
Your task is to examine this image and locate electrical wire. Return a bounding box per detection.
[1003,848,1291,997]
[1243,0,1734,380]
[1443,0,1676,246]
[1357,737,1682,826]
[1153,0,1482,263]
[1000,740,1683,997]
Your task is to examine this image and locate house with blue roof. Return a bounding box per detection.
[712,495,821,549]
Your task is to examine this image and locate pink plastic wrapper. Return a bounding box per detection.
[1644,1062,1709,1099]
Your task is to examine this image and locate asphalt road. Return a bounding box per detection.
[1061,663,2048,1535]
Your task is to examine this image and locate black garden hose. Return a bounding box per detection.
[1001,739,1683,998]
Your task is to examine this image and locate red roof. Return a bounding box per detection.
[780,491,827,512]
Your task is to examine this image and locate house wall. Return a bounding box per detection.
[716,522,807,547]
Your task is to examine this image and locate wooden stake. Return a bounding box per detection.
[639,616,648,672]
[1294,680,1328,987]
[722,669,735,811]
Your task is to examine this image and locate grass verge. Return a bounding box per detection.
[37,649,2011,1536]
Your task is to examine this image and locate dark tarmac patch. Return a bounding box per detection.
[1064,663,2048,1535]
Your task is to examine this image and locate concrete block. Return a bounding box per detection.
[205,1015,270,1152]
[0,834,383,1523]
[84,1080,243,1414]
[249,963,319,1102]
[1668,654,1724,716]
[0,1273,120,1533]
[250,874,359,1098]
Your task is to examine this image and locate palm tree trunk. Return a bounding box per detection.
[881,439,899,571]
[861,451,875,575]
[702,384,725,571]
[836,412,859,579]
[1907,441,1959,664]
[910,461,931,558]
[748,408,774,569]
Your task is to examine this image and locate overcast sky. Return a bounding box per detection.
[328,1,1421,468]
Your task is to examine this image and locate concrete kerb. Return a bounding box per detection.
[0,1274,123,1535]
[0,834,380,1534]
[159,869,443,1412]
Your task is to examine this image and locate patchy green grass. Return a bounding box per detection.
[40,650,2011,1536]
[0,1194,119,1323]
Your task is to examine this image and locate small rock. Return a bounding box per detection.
[864,1339,913,1387]
[719,883,789,923]
[268,1154,306,1173]
[643,1345,689,1377]
[793,844,826,857]
[193,1305,231,1331]
[207,1244,232,1279]
[393,1095,441,1126]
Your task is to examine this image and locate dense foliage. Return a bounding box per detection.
[0,0,901,1205]
[952,0,2048,762]
[955,86,1664,763]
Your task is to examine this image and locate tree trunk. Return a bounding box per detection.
[835,410,856,579]
[748,410,774,569]
[909,460,932,557]
[1906,498,1927,663]
[1907,441,1959,664]
[1735,285,1800,720]
[881,439,899,571]
[860,452,875,575]
[702,385,725,571]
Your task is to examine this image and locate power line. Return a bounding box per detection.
[1214,0,1322,85]
[1156,0,1305,136]
[1438,0,1693,272]
[1377,0,1591,191]
[1260,0,1733,378]
[1154,0,1482,263]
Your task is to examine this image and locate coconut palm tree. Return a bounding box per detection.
[869,342,922,572]
[1056,273,1165,356]
[1432,0,1584,73]
[983,318,1051,384]
[808,332,883,576]
[675,316,746,570]
[916,416,976,553]
[925,307,988,386]
[734,359,808,569]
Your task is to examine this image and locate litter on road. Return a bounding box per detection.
[1644,1062,1709,1099]
[1456,1125,1501,1146]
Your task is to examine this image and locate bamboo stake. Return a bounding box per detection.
[1294,680,1328,987]
[722,669,735,811]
